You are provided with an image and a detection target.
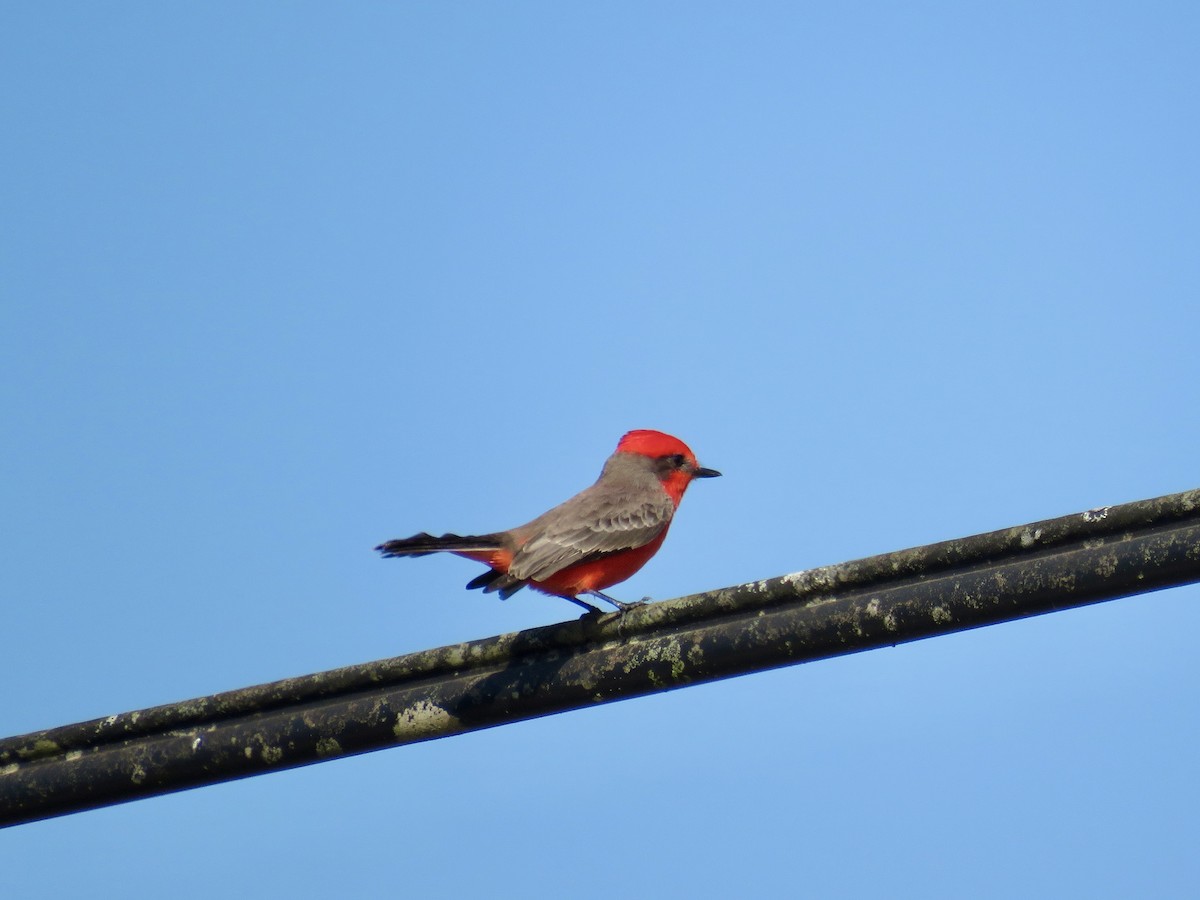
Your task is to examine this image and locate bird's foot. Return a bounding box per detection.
[586,590,649,614]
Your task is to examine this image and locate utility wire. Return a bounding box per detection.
[3,488,1199,827]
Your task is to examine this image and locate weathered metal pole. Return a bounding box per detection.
[3,488,1199,827]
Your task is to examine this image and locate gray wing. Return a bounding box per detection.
[508,488,674,583]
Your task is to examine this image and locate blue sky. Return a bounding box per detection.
[3,3,1199,897]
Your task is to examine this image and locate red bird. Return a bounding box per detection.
[376,430,720,614]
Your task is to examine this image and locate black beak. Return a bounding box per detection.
[693,466,722,478]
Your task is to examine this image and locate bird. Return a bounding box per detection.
[375,429,720,614]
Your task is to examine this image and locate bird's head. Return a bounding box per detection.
[616,429,721,504]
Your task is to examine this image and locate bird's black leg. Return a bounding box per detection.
[564,594,604,615]
[586,590,648,613]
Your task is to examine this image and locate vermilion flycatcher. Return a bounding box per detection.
[376,430,720,613]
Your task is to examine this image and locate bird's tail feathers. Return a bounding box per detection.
[375,532,506,559]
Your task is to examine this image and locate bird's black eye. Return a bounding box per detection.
[666,454,687,468]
